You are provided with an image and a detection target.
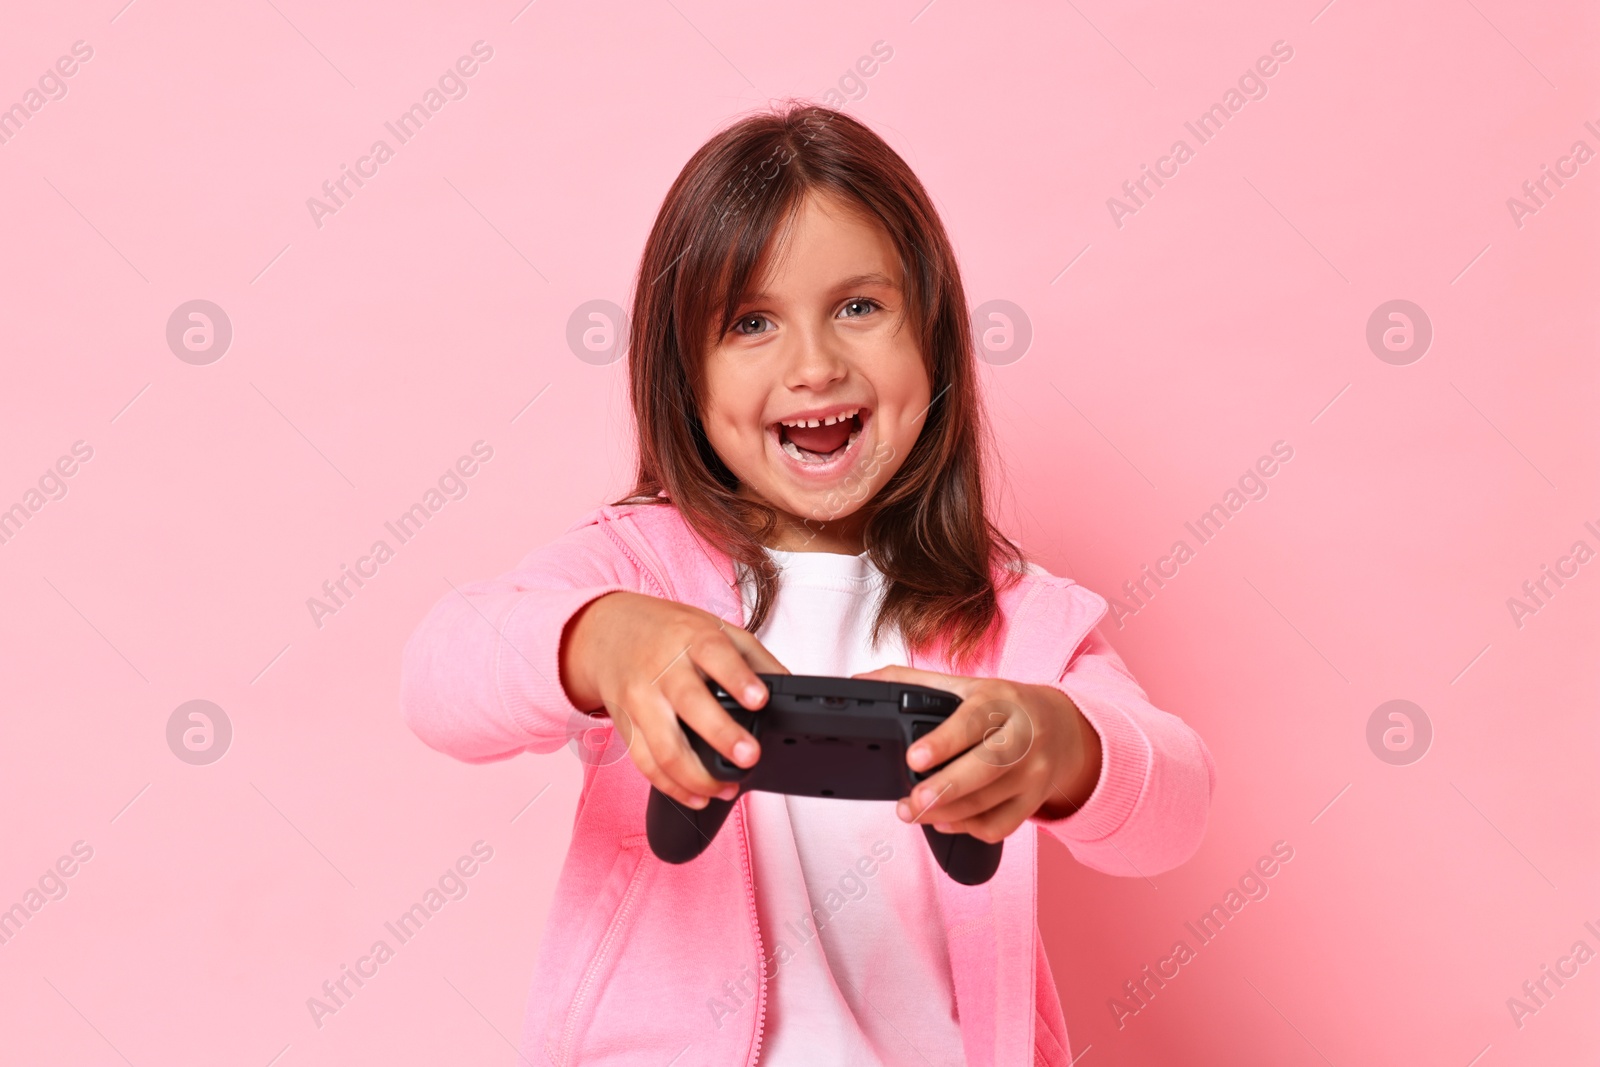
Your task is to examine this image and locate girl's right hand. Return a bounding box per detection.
[559,591,788,810]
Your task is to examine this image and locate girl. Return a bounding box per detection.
[401,103,1214,1067]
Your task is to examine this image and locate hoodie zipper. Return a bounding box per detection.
[737,799,769,1066]
[606,510,768,1062]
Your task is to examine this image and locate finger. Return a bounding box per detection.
[938,790,1039,845]
[629,683,737,804]
[721,624,791,676]
[899,748,1008,822]
[664,660,762,774]
[851,664,977,698]
[905,689,1035,776]
[916,764,1039,825]
[621,711,716,809]
[690,630,773,711]
[645,718,736,805]
[900,775,959,824]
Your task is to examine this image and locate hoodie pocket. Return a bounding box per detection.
[549,834,651,1067]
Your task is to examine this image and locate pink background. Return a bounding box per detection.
[1,1,1596,1063]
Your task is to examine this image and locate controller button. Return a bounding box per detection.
[901,690,944,713]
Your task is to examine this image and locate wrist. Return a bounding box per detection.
[1037,688,1102,820]
[559,591,629,712]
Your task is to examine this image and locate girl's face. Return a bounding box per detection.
[700,191,932,552]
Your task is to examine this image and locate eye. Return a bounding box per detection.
[729,313,774,337]
[839,297,882,319]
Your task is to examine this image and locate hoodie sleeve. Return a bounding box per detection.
[1027,626,1216,878]
[398,515,648,764]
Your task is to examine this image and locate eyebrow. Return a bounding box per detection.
[739,272,900,304]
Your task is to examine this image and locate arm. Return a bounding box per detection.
[398,516,643,764]
[1028,627,1216,878]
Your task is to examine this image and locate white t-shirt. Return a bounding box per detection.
[737,547,967,1067]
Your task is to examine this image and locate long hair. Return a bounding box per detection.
[617,101,1023,669]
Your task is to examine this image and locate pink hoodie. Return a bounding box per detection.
[399,499,1215,1066]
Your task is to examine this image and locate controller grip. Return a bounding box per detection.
[646,788,735,864]
[921,824,1004,886]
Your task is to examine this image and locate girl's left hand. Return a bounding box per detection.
[852,665,1103,843]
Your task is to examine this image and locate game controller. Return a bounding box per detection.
[645,673,1004,885]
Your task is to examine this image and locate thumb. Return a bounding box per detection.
[852,665,901,681]
[853,664,976,697]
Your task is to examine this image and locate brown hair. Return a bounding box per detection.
[617,101,1023,669]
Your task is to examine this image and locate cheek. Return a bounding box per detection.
[700,408,756,467]
[698,379,770,465]
[879,355,932,445]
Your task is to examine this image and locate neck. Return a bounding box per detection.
[767,525,864,553]
[731,485,871,553]
[761,509,868,554]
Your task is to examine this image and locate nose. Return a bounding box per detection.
[784,322,847,390]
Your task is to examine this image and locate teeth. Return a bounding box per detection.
[780,407,859,428]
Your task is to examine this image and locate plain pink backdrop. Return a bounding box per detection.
[0,1,1595,1064]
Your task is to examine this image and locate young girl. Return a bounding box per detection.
[401,103,1214,1067]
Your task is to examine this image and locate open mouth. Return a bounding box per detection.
[774,408,865,465]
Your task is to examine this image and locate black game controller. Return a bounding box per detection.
[645,674,1004,886]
